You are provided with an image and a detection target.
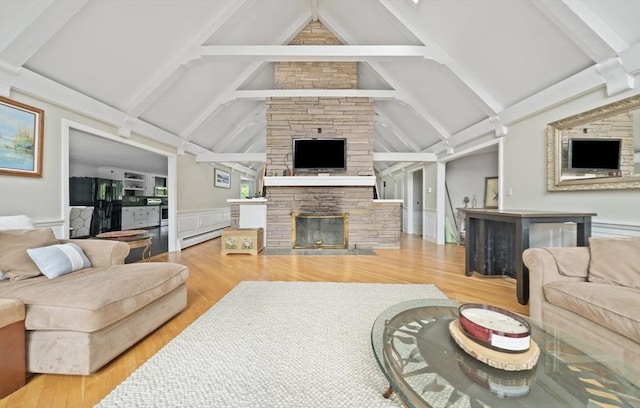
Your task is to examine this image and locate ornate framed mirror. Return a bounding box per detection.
[547,93,640,191]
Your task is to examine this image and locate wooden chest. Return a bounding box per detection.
[221,228,264,255]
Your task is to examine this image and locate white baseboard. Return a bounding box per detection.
[180,229,225,250]
[177,208,231,250]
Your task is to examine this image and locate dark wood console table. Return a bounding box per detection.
[460,209,596,305]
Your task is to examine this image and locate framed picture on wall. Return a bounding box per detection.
[214,168,231,189]
[0,96,45,178]
[484,177,498,209]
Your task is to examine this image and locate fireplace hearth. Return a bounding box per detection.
[292,213,348,249]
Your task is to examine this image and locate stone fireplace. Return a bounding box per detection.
[292,213,348,249]
[228,20,402,250]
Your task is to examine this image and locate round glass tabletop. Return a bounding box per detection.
[371,299,639,408]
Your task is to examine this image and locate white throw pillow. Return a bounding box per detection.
[26,243,92,279]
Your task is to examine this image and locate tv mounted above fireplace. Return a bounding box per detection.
[292,138,346,171]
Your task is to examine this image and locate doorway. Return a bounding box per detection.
[62,119,178,252]
[408,168,423,236]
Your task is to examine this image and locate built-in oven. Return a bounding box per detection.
[145,197,165,227]
[159,197,169,227]
[160,205,168,226]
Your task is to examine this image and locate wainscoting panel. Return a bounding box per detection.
[592,220,640,238]
[422,210,437,243]
[177,208,230,249]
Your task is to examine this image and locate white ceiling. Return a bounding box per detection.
[2,0,640,176]
[69,129,168,175]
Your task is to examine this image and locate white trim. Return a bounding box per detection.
[435,162,446,245]
[177,208,231,249]
[592,220,640,238]
[263,176,376,187]
[232,89,399,100]
[227,198,267,203]
[33,218,65,239]
[373,152,437,162]
[198,45,432,61]
[372,199,403,203]
[197,152,266,163]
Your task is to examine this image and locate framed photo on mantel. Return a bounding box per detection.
[484,177,498,209]
[0,96,45,178]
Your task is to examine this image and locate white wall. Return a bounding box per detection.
[0,90,240,245]
[446,151,499,211]
[0,91,118,221]
[69,163,100,178]
[177,155,242,210]
[503,87,640,229]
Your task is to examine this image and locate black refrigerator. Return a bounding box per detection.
[69,177,123,236]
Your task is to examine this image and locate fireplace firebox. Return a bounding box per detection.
[292,213,348,249]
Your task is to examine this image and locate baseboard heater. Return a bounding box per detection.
[179,228,226,250]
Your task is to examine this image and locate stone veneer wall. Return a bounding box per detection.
[264,21,399,249]
[274,20,357,90]
[266,187,400,249]
[562,111,634,176]
[266,97,374,177]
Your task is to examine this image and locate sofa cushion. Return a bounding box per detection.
[543,247,590,278]
[27,243,92,279]
[0,228,59,281]
[0,262,188,332]
[588,237,640,289]
[544,281,640,343]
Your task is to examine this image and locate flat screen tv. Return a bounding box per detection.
[292,138,346,171]
[568,138,621,172]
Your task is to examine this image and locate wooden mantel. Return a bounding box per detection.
[263,176,376,187]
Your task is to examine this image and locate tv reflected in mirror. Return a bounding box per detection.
[568,138,621,172]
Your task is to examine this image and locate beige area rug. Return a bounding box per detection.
[96,281,448,407]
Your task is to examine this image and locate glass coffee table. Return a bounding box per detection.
[371,299,639,408]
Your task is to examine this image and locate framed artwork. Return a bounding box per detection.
[214,168,231,189]
[484,177,499,209]
[0,96,45,177]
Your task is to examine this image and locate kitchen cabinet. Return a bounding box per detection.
[145,175,168,197]
[121,208,135,230]
[123,172,146,195]
[122,206,160,230]
[146,206,160,227]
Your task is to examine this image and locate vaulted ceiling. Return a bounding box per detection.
[2,0,640,176]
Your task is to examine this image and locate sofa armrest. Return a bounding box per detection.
[0,298,24,329]
[523,247,590,320]
[60,239,130,267]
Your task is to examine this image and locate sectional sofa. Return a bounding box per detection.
[0,221,188,375]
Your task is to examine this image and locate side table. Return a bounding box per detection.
[221,228,264,255]
[0,299,26,398]
[95,230,153,262]
[459,209,595,305]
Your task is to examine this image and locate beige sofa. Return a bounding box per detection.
[523,237,640,385]
[0,227,188,375]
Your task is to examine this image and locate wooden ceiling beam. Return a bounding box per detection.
[198,45,434,62]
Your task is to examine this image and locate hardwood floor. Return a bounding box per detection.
[0,233,528,408]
